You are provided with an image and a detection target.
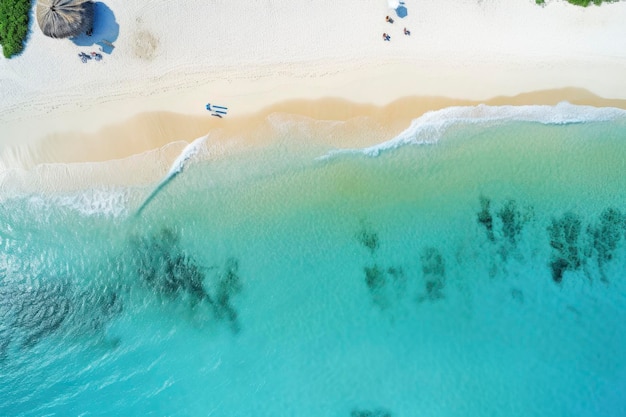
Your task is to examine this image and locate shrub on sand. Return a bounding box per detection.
[567,0,617,5]
[536,0,617,5]
[0,0,31,58]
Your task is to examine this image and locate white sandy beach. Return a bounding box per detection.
[1,0,626,172]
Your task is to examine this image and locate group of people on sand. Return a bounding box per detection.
[383,15,410,42]
[78,51,103,63]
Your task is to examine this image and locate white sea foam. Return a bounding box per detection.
[0,136,209,219]
[55,189,130,218]
[25,188,130,219]
[135,135,208,216]
[321,102,626,159]
[166,135,208,178]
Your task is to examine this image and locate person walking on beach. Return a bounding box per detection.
[404,27,411,36]
[383,33,391,41]
[386,15,394,24]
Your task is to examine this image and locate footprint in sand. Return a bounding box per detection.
[132,30,159,61]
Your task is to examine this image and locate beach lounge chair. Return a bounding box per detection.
[206,103,228,114]
[97,40,115,54]
[78,52,92,63]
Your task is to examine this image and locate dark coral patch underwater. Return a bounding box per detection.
[130,228,243,332]
[350,408,392,417]
[0,277,122,359]
[356,198,626,314]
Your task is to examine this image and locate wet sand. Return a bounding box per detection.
[2,88,625,197]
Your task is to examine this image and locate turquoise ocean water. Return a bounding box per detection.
[1,103,626,416]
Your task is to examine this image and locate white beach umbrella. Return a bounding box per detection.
[387,0,400,9]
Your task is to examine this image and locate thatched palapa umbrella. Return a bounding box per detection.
[37,0,95,39]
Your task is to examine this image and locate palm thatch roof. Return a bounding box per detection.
[36,0,95,39]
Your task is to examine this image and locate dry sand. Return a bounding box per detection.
[1,0,626,185]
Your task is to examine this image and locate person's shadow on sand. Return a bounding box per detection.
[72,2,119,54]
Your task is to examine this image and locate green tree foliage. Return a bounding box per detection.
[567,0,617,5]
[537,0,618,5]
[0,0,32,58]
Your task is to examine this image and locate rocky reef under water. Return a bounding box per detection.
[0,277,122,360]
[0,226,245,361]
[0,194,624,362]
[130,228,243,332]
[354,196,625,312]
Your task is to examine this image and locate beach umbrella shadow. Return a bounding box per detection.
[71,2,119,54]
[396,5,408,18]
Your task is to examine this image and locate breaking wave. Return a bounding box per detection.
[135,135,208,216]
[322,102,626,158]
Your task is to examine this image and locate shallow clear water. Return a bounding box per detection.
[1,106,626,416]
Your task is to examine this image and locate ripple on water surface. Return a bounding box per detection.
[1,106,626,416]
